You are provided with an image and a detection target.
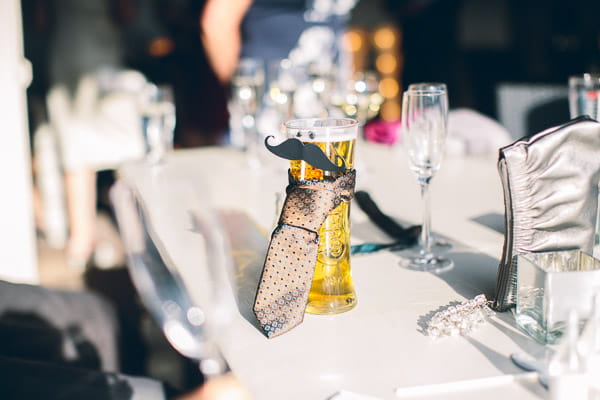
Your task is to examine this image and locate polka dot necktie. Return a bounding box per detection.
[253,170,356,338]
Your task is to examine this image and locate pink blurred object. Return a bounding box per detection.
[363,119,401,145]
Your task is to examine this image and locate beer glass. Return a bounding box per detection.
[285,118,358,314]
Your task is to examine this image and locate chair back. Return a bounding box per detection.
[496,82,569,140]
[110,179,232,375]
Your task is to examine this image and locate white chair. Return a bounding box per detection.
[496,82,569,140]
[110,179,233,378]
[35,68,147,270]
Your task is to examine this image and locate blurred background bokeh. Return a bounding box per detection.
[22,0,600,154]
[13,0,600,303]
[3,0,600,392]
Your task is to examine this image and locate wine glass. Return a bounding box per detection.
[352,71,384,124]
[268,58,301,123]
[327,71,383,184]
[408,82,448,93]
[407,82,452,250]
[232,58,265,168]
[401,88,453,272]
[139,84,176,164]
[329,71,383,125]
[305,61,335,117]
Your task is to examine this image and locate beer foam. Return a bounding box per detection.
[292,130,357,143]
[286,118,358,143]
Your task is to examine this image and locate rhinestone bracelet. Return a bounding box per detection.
[426,294,495,339]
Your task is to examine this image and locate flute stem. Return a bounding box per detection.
[419,180,432,257]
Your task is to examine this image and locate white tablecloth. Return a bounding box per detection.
[118,142,548,400]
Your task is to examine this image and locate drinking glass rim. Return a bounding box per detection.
[407,82,447,91]
[284,117,358,129]
[284,118,358,141]
[403,89,446,96]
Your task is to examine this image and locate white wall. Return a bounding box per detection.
[0,0,38,283]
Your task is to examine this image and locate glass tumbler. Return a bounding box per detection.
[285,118,358,315]
[139,84,176,164]
[516,250,600,344]
[568,73,600,120]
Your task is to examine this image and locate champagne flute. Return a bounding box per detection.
[408,82,447,93]
[232,58,265,168]
[306,61,334,117]
[139,84,176,164]
[353,71,384,124]
[268,58,300,124]
[407,82,452,250]
[401,89,453,272]
[329,71,383,125]
[328,71,383,184]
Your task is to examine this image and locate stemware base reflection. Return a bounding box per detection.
[432,236,452,250]
[400,87,452,274]
[397,249,454,273]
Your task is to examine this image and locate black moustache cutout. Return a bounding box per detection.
[264,136,347,172]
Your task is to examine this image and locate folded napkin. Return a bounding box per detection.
[446,108,512,155]
[377,108,512,153]
[494,116,600,311]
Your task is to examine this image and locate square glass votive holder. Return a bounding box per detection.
[515,250,600,344]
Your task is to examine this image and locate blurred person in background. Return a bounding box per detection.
[30,0,152,270]
[200,0,359,141]
[200,0,357,147]
[28,0,218,271]
[201,0,358,83]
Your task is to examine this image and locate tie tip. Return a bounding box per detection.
[253,308,302,339]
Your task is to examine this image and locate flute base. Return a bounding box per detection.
[432,236,452,250]
[399,250,454,273]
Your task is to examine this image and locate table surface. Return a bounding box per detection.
[118,143,549,400]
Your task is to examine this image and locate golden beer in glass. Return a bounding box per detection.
[285,118,358,315]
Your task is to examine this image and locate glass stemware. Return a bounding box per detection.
[232,58,265,168]
[268,58,301,123]
[330,71,383,125]
[139,84,176,164]
[328,71,383,185]
[408,82,447,93]
[353,71,384,124]
[306,61,335,117]
[401,89,453,272]
[407,82,452,250]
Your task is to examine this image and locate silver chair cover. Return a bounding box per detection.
[494,116,600,311]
